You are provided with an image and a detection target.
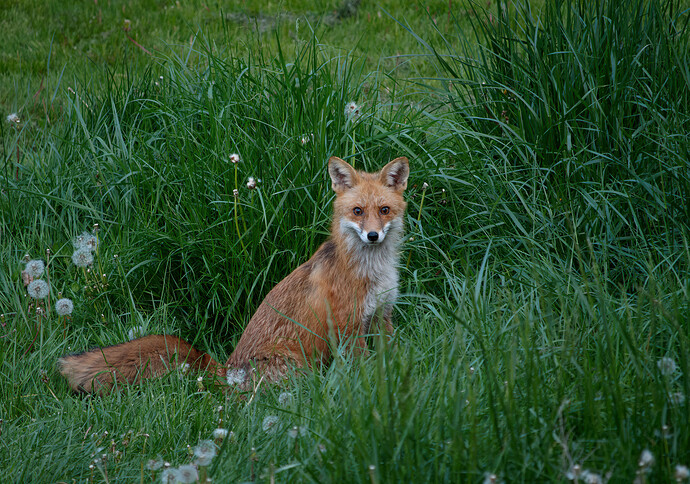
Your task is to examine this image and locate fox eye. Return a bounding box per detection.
[353,207,364,216]
[380,206,390,215]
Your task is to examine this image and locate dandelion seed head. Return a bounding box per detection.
[658,356,678,375]
[483,473,498,484]
[422,182,429,190]
[581,470,603,484]
[300,133,313,145]
[654,424,673,440]
[286,424,306,440]
[128,326,145,340]
[72,248,94,268]
[213,428,228,440]
[24,259,45,278]
[226,368,246,386]
[247,177,257,190]
[74,232,98,252]
[193,440,217,466]
[56,298,74,316]
[262,415,279,433]
[233,188,239,198]
[675,465,690,481]
[229,153,240,164]
[344,101,361,121]
[6,113,20,124]
[146,458,164,471]
[566,465,582,480]
[84,236,98,252]
[73,234,84,248]
[278,391,292,406]
[27,279,49,299]
[669,391,686,406]
[176,464,199,484]
[639,449,654,468]
[160,467,182,483]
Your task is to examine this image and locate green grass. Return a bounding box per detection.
[0,0,472,124]
[1,0,690,482]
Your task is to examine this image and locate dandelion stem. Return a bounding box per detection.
[44,249,51,315]
[23,320,41,356]
[140,434,147,484]
[94,229,104,285]
[369,465,378,484]
[233,163,248,254]
[406,184,427,269]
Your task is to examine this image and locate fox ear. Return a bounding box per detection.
[380,157,409,191]
[328,157,358,192]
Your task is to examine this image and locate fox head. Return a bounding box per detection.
[328,156,409,252]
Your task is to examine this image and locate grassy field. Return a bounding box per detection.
[0,0,473,121]
[1,0,690,482]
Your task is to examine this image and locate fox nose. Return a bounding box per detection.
[367,231,379,242]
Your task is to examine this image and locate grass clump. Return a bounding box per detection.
[408,0,690,287]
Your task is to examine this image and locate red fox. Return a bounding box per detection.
[59,156,409,393]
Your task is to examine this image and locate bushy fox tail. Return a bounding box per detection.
[58,335,224,393]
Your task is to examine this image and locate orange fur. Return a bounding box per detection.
[58,335,225,393]
[58,157,409,393]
